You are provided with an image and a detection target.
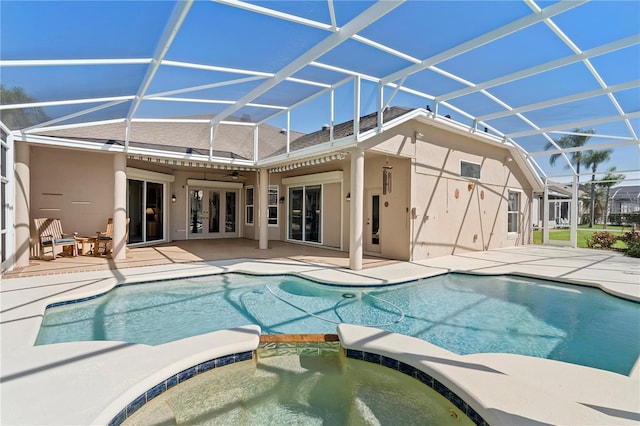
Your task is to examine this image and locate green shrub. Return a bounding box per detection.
[621,231,640,258]
[586,231,618,249]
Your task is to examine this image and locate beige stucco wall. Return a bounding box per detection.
[323,182,341,248]
[30,145,115,256]
[360,154,411,260]
[26,116,534,261]
[407,124,532,259]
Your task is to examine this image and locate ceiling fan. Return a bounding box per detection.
[225,171,245,180]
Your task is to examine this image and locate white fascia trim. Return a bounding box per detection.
[126,167,176,183]
[13,134,127,152]
[15,133,257,167]
[282,171,343,186]
[186,179,243,189]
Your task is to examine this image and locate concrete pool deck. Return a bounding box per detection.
[1,245,639,425]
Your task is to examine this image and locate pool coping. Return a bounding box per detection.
[1,246,639,425]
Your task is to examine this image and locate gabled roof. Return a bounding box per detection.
[33,117,304,161]
[272,106,413,155]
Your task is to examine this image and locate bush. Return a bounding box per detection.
[621,231,640,258]
[586,231,617,249]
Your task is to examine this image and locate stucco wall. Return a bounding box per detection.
[30,146,115,255]
[408,125,532,259]
[361,155,411,260]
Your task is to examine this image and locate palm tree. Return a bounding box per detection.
[599,168,625,227]
[545,129,595,180]
[582,149,613,227]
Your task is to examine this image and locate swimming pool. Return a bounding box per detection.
[37,272,640,375]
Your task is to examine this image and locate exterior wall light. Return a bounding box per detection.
[171,194,177,203]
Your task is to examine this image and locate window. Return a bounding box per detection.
[508,191,520,233]
[245,187,254,225]
[268,186,278,226]
[460,160,481,179]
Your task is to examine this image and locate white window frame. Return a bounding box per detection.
[460,160,481,180]
[245,186,254,226]
[268,185,279,226]
[507,190,521,235]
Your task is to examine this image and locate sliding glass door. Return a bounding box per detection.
[288,185,321,243]
[128,179,164,244]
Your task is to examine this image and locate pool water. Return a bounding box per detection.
[122,352,475,426]
[37,273,640,375]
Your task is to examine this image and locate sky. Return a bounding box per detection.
[1,0,639,183]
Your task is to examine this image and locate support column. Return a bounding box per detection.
[258,168,269,249]
[112,153,127,260]
[570,175,579,248]
[542,178,549,244]
[349,148,364,270]
[14,142,30,267]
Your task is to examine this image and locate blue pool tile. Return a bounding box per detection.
[466,405,488,426]
[398,361,416,376]
[381,355,398,370]
[108,409,126,426]
[363,352,381,364]
[198,360,215,373]
[432,378,451,399]
[166,375,178,389]
[449,392,467,412]
[235,351,252,362]
[126,394,146,416]
[345,349,363,360]
[177,366,197,383]
[216,354,235,367]
[415,370,433,387]
[146,382,166,401]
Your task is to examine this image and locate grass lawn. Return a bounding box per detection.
[532,225,631,249]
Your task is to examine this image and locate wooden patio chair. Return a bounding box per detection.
[94,218,129,256]
[34,218,78,260]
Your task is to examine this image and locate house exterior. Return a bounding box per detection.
[6,107,541,272]
[532,182,586,229]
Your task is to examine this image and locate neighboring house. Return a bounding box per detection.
[10,106,541,269]
[610,185,640,214]
[532,182,585,229]
[608,185,640,226]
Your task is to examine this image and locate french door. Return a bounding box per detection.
[189,188,238,238]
